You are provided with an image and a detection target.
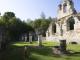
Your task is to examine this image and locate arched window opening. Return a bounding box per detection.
[54,24,56,33]
[52,24,56,34]
[69,0,73,5]
[69,21,74,30]
[59,4,62,10]
[63,3,67,13]
[67,17,75,31]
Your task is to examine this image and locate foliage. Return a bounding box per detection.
[40,12,46,19]
[27,17,53,36]
[0,11,53,42]
[0,12,33,42]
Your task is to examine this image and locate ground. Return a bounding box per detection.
[0,41,80,60]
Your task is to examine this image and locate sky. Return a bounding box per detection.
[0,0,80,21]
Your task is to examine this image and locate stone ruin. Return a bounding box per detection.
[46,0,80,44]
[52,40,67,55]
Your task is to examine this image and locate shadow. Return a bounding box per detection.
[64,50,80,57]
[1,42,80,60]
[0,44,26,60]
[30,46,53,56]
[29,46,62,57]
[28,57,38,60]
[69,51,80,56]
[30,45,80,57]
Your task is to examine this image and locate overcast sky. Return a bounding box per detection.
[0,0,80,21]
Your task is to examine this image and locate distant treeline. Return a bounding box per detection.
[0,12,55,42]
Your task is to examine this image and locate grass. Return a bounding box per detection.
[29,42,80,60]
[12,41,59,47]
[0,41,80,60]
[12,41,38,46]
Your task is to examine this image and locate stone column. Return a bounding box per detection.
[25,36,27,42]
[60,23,63,36]
[29,33,32,44]
[22,36,24,41]
[56,23,61,35]
[38,35,42,46]
[29,35,32,44]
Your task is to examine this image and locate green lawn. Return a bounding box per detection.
[0,41,80,60]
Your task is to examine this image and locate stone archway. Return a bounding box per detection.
[67,17,75,31]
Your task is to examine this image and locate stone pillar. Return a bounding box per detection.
[59,40,66,54]
[25,36,27,42]
[29,35,32,44]
[22,36,24,41]
[38,35,42,46]
[60,23,63,36]
[56,23,61,35]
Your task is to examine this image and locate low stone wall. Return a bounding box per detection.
[46,31,80,44]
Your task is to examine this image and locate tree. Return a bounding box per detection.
[40,12,46,19]
[27,19,34,28]
[0,12,34,42]
[0,11,53,42]
[1,12,15,41]
[33,19,42,29]
[3,12,15,19]
[27,17,52,36]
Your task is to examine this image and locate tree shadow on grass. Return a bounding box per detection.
[30,45,80,58]
[69,51,80,57]
[30,46,52,55]
[30,46,61,57]
[1,44,76,60]
[28,56,39,60]
[0,45,25,60]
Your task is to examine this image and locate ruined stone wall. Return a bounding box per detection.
[46,0,80,43]
[61,16,80,43]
